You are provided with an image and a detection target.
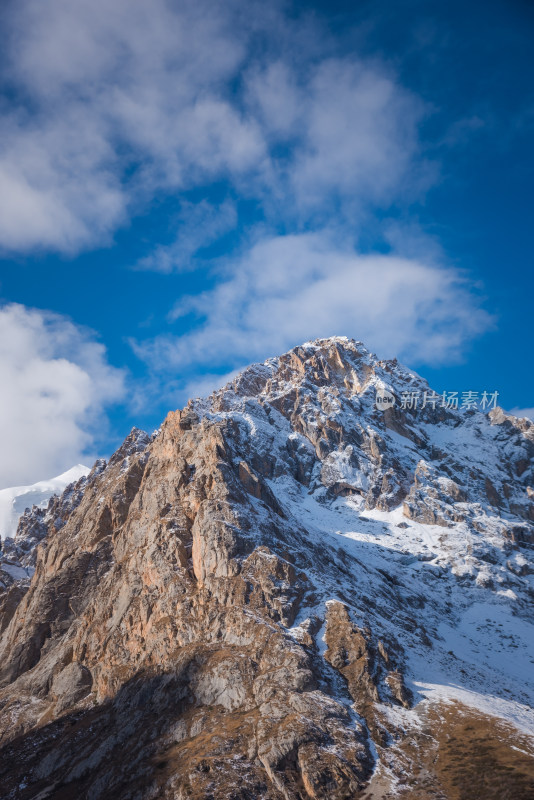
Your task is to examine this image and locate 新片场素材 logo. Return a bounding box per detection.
[375,389,499,412]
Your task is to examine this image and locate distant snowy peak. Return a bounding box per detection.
[0,464,90,540]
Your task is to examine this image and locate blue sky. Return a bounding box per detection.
[0,0,532,486]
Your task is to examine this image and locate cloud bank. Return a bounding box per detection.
[0,0,424,254]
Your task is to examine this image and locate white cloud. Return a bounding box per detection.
[0,108,125,252]
[131,232,493,396]
[0,304,125,488]
[244,56,427,222]
[290,61,423,209]
[1,0,427,254]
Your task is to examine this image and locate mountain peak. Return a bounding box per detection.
[190,336,418,417]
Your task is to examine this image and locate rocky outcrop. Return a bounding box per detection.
[324,601,380,710]
[323,601,412,745]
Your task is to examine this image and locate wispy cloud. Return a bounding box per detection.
[136,199,238,274]
[245,57,428,218]
[0,303,125,487]
[131,231,493,403]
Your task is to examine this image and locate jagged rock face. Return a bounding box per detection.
[0,337,533,799]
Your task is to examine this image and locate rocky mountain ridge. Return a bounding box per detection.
[0,337,532,799]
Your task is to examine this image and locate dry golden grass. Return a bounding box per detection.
[430,702,534,800]
[364,701,534,799]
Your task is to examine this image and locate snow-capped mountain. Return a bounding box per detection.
[0,338,532,799]
[0,464,90,541]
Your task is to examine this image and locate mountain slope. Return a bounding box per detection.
[0,337,532,799]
